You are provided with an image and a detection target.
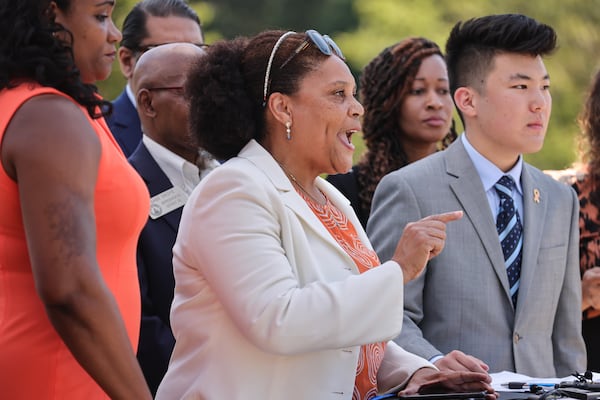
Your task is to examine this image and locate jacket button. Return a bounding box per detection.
[513,333,521,344]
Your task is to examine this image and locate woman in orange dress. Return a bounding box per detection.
[0,1,152,399]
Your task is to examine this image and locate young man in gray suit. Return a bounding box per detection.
[367,14,586,378]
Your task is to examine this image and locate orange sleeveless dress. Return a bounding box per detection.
[0,83,150,399]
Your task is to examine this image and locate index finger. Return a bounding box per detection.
[426,211,464,223]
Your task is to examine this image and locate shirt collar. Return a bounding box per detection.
[125,83,137,108]
[142,135,200,193]
[461,133,523,195]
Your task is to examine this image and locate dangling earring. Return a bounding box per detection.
[285,121,292,140]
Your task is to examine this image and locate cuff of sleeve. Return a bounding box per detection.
[428,354,444,364]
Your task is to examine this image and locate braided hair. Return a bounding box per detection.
[355,37,457,219]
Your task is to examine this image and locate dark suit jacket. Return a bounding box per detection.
[128,142,181,395]
[106,90,142,157]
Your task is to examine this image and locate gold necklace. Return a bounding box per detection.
[277,162,327,205]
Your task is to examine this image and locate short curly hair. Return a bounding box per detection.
[355,37,457,219]
[0,0,111,118]
[186,30,334,160]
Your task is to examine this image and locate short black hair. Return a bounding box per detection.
[445,13,557,96]
[120,0,202,52]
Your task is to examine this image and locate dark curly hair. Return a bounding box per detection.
[578,69,600,203]
[354,37,457,220]
[186,30,333,160]
[446,14,557,105]
[0,0,110,118]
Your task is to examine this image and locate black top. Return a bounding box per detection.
[326,165,369,229]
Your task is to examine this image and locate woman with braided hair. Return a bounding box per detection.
[327,37,456,228]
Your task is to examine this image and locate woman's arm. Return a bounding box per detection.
[2,95,151,400]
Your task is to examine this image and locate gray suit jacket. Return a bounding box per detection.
[367,139,586,377]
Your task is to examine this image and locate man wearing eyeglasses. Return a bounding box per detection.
[106,0,204,157]
[127,42,218,396]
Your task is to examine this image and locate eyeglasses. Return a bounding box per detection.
[262,30,345,106]
[147,86,185,96]
[133,42,209,55]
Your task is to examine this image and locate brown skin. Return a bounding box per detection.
[265,56,463,284]
[0,1,151,398]
[262,55,490,395]
[398,55,454,164]
[2,96,151,400]
[401,368,497,399]
[133,43,205,163]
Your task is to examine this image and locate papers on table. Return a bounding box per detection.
[491,371,600,392]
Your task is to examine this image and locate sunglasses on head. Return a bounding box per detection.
[262,29,345,106]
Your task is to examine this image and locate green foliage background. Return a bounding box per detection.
[98,0,600,170]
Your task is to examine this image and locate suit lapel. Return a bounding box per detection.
[129,143,181,233]
[515,165,547,315]
[239,140,359,272]
[109,92,142,155]
[445,141,513,302]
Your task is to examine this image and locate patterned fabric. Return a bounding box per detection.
[549,166,600,371]
[565,167,600,321]
[297,189,385,400]
[495,175,523,307]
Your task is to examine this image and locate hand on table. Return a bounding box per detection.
[399,367,497,399]
[434,350,489,374]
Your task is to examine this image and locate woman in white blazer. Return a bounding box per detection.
[155,30,495,400]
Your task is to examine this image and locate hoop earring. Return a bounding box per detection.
[285,121,292,140]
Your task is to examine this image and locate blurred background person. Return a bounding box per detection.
[128,42,218,394]
[327,37,456,228]
[156,29,494,400]
[0,0,151,398]
[546,68,600,372]
[106,0,204,157]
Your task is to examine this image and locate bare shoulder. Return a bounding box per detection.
[3,94,100,179]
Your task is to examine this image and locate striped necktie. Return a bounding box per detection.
[494,175,522,307]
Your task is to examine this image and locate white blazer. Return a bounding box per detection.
[156,140,433,400]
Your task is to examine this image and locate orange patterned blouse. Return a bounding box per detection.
[297,188,385,400]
